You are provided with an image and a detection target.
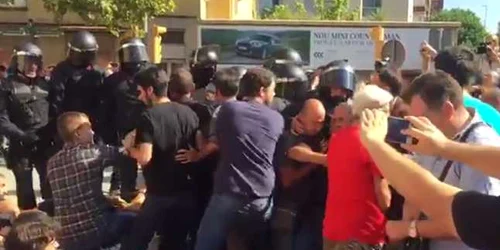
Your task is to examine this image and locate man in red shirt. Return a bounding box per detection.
[324,85,393,250]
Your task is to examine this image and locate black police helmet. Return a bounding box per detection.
[191,45,219,68]
[11,42,43,74]
[268,47,303,66]
[230,66,247,80]
[14,42,42,57]
[68,31,99,67]
[69,31,99,52]
[319,60,357,93]
[266,59,309,102]
[118,38,149,64]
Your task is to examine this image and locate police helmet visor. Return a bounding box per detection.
[320,66,356,93]
[274,76,309,101]
[73,51,97,66]
[16,54,41,73]
[119,42,149,63]
[68,42,99,53]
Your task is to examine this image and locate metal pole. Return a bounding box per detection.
[143,13,149,41]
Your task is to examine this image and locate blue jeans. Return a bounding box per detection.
[120,193,195,250]
[100,211,137,248]
[294,207,324,250]
[194,193,273,250]
[62,211,136,250]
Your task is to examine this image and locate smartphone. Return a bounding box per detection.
[386,116,412,144]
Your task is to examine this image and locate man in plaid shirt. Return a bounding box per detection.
[47,111,135,250]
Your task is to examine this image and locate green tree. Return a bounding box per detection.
[431,8,487,47]
[260,0,359,21]
[261,1,308,20]
[42,0,176,36]
[314,0,359,21]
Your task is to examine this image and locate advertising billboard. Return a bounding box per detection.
[199,26,311,66]
[199,25,430,70]
[310,27,430,70]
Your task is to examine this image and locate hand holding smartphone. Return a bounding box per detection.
[386,116,415,145]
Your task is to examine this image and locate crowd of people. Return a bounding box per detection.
[0,29,499,250]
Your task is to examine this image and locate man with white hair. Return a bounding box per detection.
[330,102,353,134]
[323,85,393,250]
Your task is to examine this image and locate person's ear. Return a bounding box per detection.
[442,101,455,120]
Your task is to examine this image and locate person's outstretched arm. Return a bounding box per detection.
[401,116,500,180]
[359,109,460,238]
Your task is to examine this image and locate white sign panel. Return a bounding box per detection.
[199,25,430,70]
[310,27,430,70]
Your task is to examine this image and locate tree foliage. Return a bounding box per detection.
[42,0,176,36]
[261,1,308,20]
[261,0,359,21]
[431,8,487,47]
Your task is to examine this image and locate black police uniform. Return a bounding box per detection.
[265,57,328,250]
[102,38,150,200]
[190,46,219,103]
[49,31,105,140]
[0,42,53,210]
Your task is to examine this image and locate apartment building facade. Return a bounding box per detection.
[259,0,444,22]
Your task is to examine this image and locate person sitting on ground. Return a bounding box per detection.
[47,111,136,250]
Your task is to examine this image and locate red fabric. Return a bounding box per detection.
[323,125,386,245]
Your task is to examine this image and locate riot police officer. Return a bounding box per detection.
[190,45,219,103]
[50,31,105,140]
[316,60,357,112]
[0,42,52,210]
[102,37,150,200]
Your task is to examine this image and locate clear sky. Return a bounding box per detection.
[444,0,499,34]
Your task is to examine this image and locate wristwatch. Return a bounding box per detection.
[408,220,418,238]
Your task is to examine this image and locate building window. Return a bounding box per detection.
[0,0,27,8]
[161,30,185,45]
[363,0,381,18]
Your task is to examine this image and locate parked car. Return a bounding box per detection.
[234,33,282,59]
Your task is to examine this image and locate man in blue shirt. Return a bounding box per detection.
[433,46,500,134]
[195,68,284,250]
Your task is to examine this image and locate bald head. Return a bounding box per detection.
[298,99,326,136]
[300,98,326,120]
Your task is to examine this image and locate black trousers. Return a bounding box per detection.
[6,142,52,210]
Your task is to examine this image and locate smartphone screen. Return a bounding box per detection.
[386,116,411,144]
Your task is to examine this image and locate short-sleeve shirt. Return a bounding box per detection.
[277,132,327,208]
[323,125,386,245]
[452,191,500,250]
[136,102,199,196]
[214,100,284,198]
[413,110,500,250]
